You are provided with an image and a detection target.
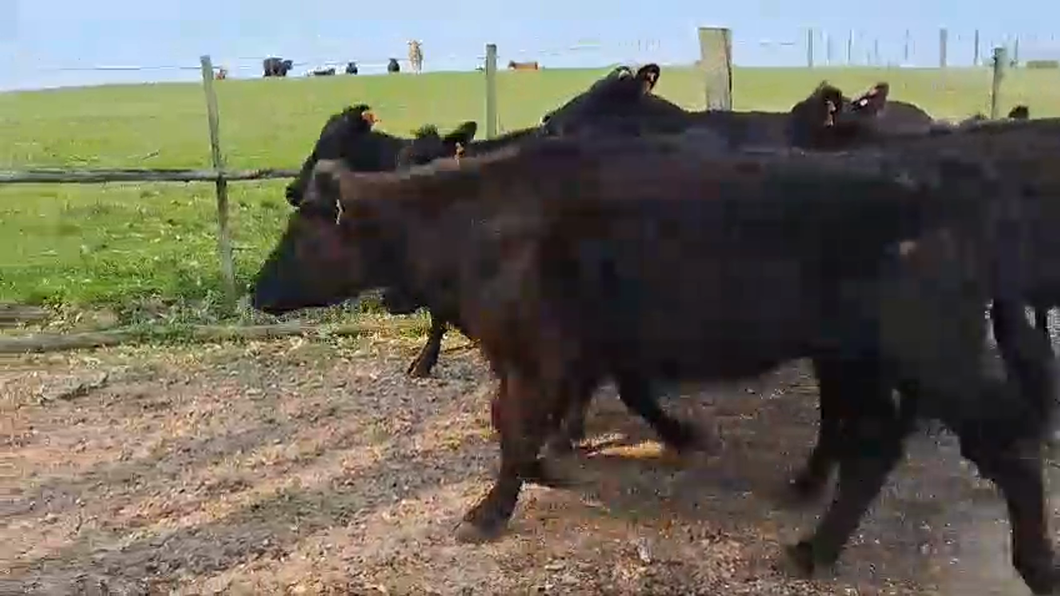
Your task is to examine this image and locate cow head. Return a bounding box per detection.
[637,63,661,93]
[540,63,678,136]
[847,82,890,117]
[285,105,389,205]
[395,121,478,166]
[254,161,403,315]
[786,81,849,148]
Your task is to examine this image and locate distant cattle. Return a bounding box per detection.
[311,67,336,76]
[408,40,423,74]
[387,58,400,73]
[263,57,293,77]
[345,61,359,75]
[508,60,540,71]
[250,135,1057,596]
[215,67,228,80]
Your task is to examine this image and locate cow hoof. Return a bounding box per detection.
[1017,556,1060,595]
[781,542,818,578]
[659,431,719,467]
[523,457,579,489]
[783,474,829,507]
[544,435,577,458]
[686,428,722,455]
[454,519,506,544]
[660,444,711,468]
[406,362,432,378]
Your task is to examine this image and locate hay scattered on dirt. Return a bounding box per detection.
[1,332,1039,594]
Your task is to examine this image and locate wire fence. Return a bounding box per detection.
[6,27,1057,91]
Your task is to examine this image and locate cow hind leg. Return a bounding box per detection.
[406,315,448,377]
[545,378,595,456]
[955,299,1059,595]
[785,360,906,575]
[547,373,713,457]
[456,368,571,544]
[787,358,846,503]
[957,425,1059,594]
[787,361,921,505]
[613,372,714,454]
[1032,305,1052,351]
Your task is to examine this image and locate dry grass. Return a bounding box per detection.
[1,331,1043,595]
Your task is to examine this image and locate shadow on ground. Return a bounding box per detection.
[2,334,1048,595]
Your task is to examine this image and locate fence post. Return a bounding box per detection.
[484,44,498,139]
[974,30,980,65]
[1012,37,1020,66]
[697,27,733,111]
[939,28,948,68]
[989,46,1008,119]
[199,55,237,304]
[847,30,854,65]
[806,28,815,67]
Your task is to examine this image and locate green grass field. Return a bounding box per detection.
[1,66,1058,322]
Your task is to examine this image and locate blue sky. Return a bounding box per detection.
[1,0,1057,90]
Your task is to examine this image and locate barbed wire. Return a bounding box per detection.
[12,31,1060,78]
[19,40,671,76]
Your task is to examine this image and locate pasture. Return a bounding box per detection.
[2,66,1059,318]
[4,66,1060,595]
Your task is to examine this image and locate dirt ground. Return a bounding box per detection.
[2,329,1053,595]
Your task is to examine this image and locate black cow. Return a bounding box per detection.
[540,65,936,153]
[286,104,544,377]
[538,64,829,147]
[251,136,1057,594]
[345,61,359,75]
[284,104,477,206]
[387,58,400,74]
[284,105,542,372]
[280,111,705,455]
[263,57,294,77]
[311,67,336,76]
[803,110,1060,353]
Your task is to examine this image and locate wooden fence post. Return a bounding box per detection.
[806,28,815,67]
[989,46,1008,119]
[939,28,948,68]
[484,44,498,139]
[697,27,733,111]
[199,55,237,304]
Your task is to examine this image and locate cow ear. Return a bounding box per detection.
[850,82,889,115]
[443,121,478,146]
[635,63,661,92]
